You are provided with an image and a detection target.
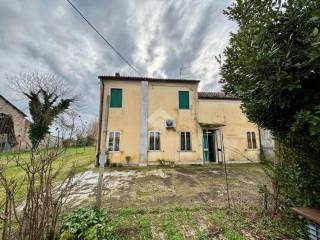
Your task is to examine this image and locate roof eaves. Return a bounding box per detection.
[98,75,200,83]
[198,92,240,100]
[0,95,28,117]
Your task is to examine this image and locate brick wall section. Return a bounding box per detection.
[0,97,31,149]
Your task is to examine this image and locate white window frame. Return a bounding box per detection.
[247,131,257,149]
[180,131,192,151]
[108,131,121,152]
[148,131,161,151]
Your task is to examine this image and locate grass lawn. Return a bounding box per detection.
[0,146,95,176]
[102,206,301,240]
[0,146,95,200]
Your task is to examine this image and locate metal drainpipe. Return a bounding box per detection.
[104,95,110,166]
[96,79,105,167]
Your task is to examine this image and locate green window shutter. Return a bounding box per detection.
[179,91,190,109]
[110,89,122,108]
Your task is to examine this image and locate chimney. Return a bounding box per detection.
[115,72,120,77]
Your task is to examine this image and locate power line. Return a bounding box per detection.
[65,0,142,76]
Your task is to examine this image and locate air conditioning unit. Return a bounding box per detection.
[165,119,176,128]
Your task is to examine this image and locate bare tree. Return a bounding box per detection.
[7,72,76,149]
[55,110,79,143]
[0,72,80,239]
[0,161,21,240]
[8,72,69,100]
[55,110,90,148]
[74,115,87,147]
[86,118,98,145]
[0,137,77,240]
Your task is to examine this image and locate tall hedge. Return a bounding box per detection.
[220,0,320,207]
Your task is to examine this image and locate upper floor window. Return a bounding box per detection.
[108,131,120,151]
[180,131,191,151]
[110,88,122,108]
[149,131,160,151]
[247,131,257,149]
[178,91,190,109]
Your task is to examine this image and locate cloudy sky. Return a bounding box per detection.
[0,0,237,121]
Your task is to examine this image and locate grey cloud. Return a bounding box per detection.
[0,0,237,121]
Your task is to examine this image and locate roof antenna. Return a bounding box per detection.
[179,65,193,79]
[179,65,183,79]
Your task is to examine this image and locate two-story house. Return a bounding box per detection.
[96,74,261,166]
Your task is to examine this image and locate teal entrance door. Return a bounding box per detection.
[203,130,209,162]
[202,129,216,162]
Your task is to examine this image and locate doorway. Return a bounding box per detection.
[202,129,216,162]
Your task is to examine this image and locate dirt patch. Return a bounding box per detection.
[61,164,298,239]
[174,173,200,187]
[66,164,266,210]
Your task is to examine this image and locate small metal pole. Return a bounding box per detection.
[95,151,106,209]
[221,133,231,211]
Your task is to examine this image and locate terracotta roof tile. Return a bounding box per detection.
[98,75,200,83]
[198,92,240,100]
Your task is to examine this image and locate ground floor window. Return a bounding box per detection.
[149,131,160,150]
[247,131,257,149]
[108,131,120,151]
[180,131,191,151]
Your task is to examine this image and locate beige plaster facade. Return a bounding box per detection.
[96,76,261,166]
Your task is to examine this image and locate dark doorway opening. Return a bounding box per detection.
[203,129,216,162]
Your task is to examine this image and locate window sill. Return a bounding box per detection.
[245,148,259,151]
[178,150,194,152]
[148,150,163,152]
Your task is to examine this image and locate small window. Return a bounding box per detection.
[149,131,160,150]
[108,131,120,151]
[178,91,190,109]
[181,132,191,151]
[110,88,122,108]
[247,132,257,149]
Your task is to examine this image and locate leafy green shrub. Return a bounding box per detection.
[109,162,123,168]
[59,208,108,240]
[125,156,131,165]
[157,159,175,167]
[220,0,320,151]
[62,139,76,147]
[220,0,320,209]
[261,145,320,210]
